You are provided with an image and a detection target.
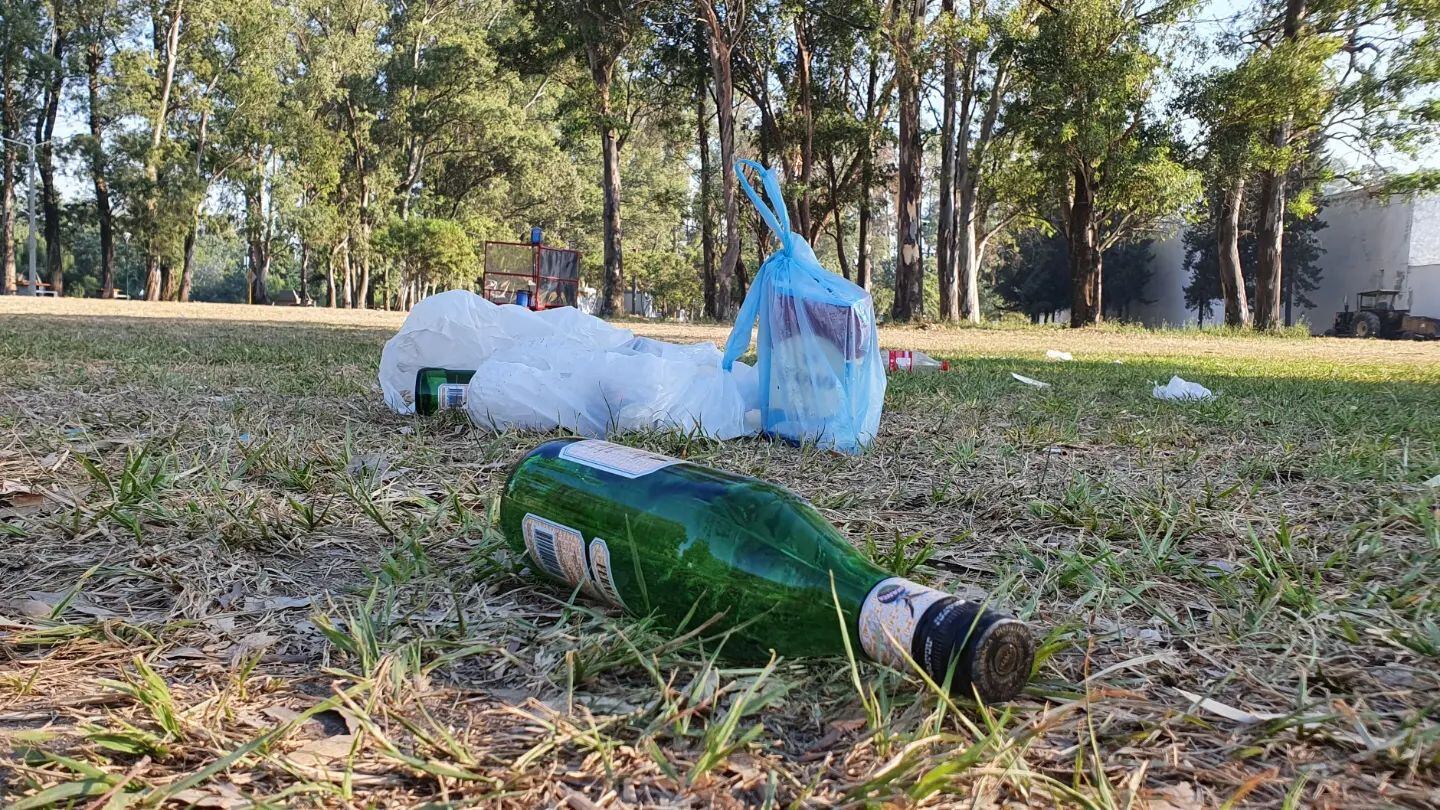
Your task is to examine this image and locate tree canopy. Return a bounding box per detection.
[0,0,1435,326]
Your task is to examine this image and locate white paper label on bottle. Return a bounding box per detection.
[522,513,596,596]
[586,538,627,610]
[438,383,467,409]
[858,577,950,668]
[558,439,679,479]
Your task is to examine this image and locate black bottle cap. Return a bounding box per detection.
[912,597,1034,703]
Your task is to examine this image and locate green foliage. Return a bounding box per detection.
[1007,0,1200,323]
[1103,238,1156,320]
[1,0,1436,317]
[373,217,478,293]
[1183,188,1327,326]
[994,229,1159,322]
[993,229,1070,321]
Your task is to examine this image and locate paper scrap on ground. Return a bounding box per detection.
[1152,376,1213,401]
[1011,372,1050,388]
[1174,688,1286,724]
[1045,349,1073,361]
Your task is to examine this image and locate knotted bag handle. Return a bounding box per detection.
[723,160,791,370]
[735,159,792,251]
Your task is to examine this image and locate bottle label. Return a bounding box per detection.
[587,539,627,610]
[522,513,596,597]
[558,440,679,479]
[438,383,467,410]
[888,351,912,371]
[858,577,950,669]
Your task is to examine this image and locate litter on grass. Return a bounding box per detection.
[722,160,885,453]
[1045,349,1073,361]
[1011,372,1051,388]
[1152,375,1214,401]
[380,162,888,450]
[379,290,761,439]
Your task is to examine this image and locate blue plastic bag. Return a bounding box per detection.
[722,160,886,453]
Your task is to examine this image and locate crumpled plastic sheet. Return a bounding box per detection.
[1152,375,1214,401]
[379,290,760,439]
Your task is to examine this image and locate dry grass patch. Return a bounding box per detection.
[1,300,1438,807]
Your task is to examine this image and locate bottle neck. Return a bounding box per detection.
[856,576,950,670]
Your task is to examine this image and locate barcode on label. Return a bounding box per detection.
[530,525,565,579]
[522,514,592,591]
[587,539,627,610]
[439,383,467,409]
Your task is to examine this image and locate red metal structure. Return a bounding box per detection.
[482,239,581,310]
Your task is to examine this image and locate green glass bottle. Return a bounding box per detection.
[414,368,475,416]
[499,438,1033,702]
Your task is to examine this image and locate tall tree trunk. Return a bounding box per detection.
[826,154,852,280]
[1216,175,1250,327]
[179,227,197,301]
[891,0,926,322]
[699,2,739,319]
[143,0,184,301]
[856,48,878,293]
[1,53,17,295]
[178,110,207,303]
[298,242,310,305]
[936,0,958,321]
[956,208,979,320]
[794,16,814,240]
[249,240,270,305]
[342,240,354,308]
[245,171,270,305]
[696,55,717,320]
[37,0,65,295]
[343,99,372,310]
[956,55,1007,323]
[84,39,116,298]
[1255,0,1305,331]
[954,49,979,322]
[1255,167,1285,329]
[587,45,624,318]
[325,242,338,308]
[1068,167,1102,327]
[355,226,370,308]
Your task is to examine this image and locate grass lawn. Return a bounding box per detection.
[2,298,1438,807]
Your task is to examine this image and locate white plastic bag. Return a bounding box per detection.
[464,340,758,439]
[379,290,759,439]
[378,290,632,413]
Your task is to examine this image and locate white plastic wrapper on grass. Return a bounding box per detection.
[464,343,759,439]
[378,290,634,412]
[1152,376,1214,401]
[1045,350,1073,361]
[379,289,760,440]
[1011,372,1050,388]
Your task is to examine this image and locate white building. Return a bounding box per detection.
[1131,191,1440,333]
